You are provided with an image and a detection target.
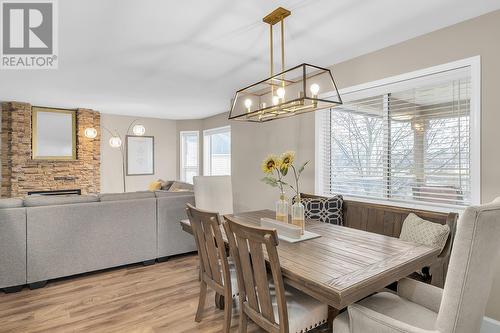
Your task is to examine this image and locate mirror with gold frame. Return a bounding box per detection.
[32,107,77,160]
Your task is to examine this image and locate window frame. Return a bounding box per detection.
[203,125,231,176]
[180,130,200,184]
[315,56,481,212]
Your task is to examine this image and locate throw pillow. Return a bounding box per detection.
[399,213,450,253]
[161,180,175,191]
[168,181,194,192]
[148,180,162,191]
[299,194,344,225]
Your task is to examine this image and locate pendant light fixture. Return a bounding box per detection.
[229,7,342,122]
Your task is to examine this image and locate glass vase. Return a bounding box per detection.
[291,195,305,235]
[275,195,289,223]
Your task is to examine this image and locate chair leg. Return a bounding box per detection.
[238,307,248,333]
[222,294,233,333]
[195,281,207,322]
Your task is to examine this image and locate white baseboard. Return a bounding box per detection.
[481,317,500,333]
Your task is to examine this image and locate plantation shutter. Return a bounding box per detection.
[318,66,472,208]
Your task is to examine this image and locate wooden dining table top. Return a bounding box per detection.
[180,209,440,309]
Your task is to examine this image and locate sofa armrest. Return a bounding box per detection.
[397,277,443,313]
[348,303,440,333]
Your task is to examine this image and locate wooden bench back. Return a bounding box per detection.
[343,199,458,260]
[224,216,288,333]
[186,203,231,297]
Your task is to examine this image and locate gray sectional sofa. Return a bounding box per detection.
[0,191,196,292]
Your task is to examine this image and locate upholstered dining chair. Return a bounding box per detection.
[332,197,500,333]
[224,216,328,333]
[186,204,237,333]
[193,175,233,215]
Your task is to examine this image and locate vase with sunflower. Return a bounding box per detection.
[261,155,289,223]
[283,152,308,235]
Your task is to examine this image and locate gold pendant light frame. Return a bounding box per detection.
[229,7,343,122]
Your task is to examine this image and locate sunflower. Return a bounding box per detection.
[280,151,296,169]
[261,155,281,174]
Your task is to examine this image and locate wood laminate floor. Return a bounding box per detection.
[0,254,263,333]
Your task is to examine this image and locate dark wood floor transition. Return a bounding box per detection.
[0,254,263,333]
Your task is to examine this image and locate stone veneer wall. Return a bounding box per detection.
[1,102,100,197]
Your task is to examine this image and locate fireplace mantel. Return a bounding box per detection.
[1,102,101,198]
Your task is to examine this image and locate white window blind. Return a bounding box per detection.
[203,126,231,176]
[317,64,478,209]
[180,131,199,184]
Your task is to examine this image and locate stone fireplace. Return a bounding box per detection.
[1,102,101,198]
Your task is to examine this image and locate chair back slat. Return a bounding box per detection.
[235,235,260,311]
[204,225,223,284]
[186,204,230,292]
[224,216,289,333]
[248,239,274,322]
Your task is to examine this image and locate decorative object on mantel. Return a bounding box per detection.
[32,107,77,160]
[228,7,342,122]
[261,154,289,223]
[100,120,149,192]
[261,151,309,234]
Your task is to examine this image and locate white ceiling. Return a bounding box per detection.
[1,0,499,119]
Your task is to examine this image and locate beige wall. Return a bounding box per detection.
[100,114,177,193]
[230,10,500,319]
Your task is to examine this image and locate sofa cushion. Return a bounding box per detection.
[400,213,450,252]
[99,192,155,202]
[168,181,193,192]
[337,291,438,331]
[24,195,98,207]
[0,198,24,209]
[299,194,344,225]
[154,190,193,198]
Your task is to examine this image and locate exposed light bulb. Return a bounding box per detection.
[272,96,280,106]
[84,127,97,139]
[310,83,320,96]
[132,124,146,136]
[276,87,285,99]
[244,99,252,110]
[109,136,122,148]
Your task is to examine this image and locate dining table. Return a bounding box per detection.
[180,209,441,325]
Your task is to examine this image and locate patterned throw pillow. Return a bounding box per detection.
[399,213,450,253]
[300,195,344,225]
[168,181,194,192]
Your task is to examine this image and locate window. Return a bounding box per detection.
[316,57,480,209]
[180,131,199,184]
[203,126,231,176]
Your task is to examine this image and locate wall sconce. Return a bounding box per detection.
[84,127,98,139]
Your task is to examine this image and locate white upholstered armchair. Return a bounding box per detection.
[333,198,500,333]
[193,175,233,215]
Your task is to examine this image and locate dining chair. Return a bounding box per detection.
[186,203,237,333]
[193,175,233,215]
[224,216,328,333]
[332,197,500,333]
